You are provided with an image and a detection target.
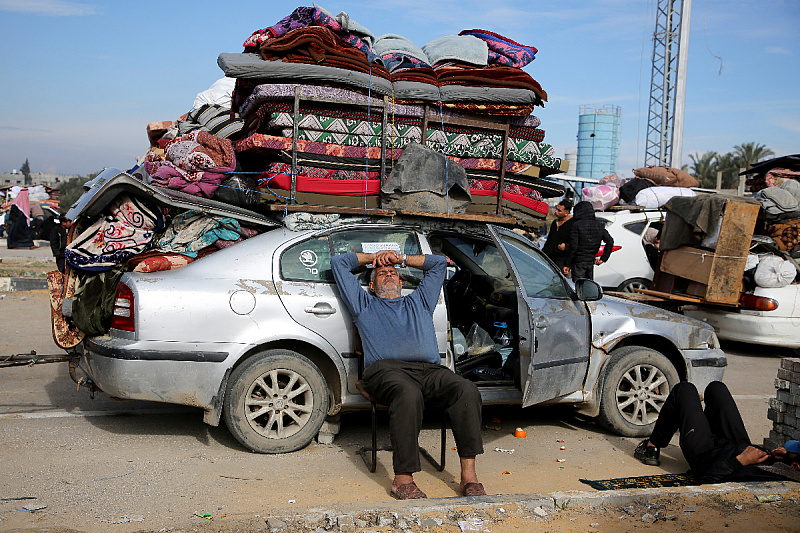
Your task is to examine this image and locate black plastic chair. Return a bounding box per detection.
[355,374,446,473]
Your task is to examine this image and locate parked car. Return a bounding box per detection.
[594,209,664,292]
[68,169,726,454]
[683,284,800,351]
[682,237,800,351]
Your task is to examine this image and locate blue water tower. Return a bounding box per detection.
[576,105,621,181]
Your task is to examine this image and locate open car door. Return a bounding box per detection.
[486,225,591,407]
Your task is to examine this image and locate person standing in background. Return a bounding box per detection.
[541,199,574,271]
[50,217,71,273]
[6,189,37,249]
[564,201,613,281]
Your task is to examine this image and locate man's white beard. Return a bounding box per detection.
[374,280,401,299]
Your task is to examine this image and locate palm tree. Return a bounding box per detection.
[733,142,774,170]
[688,151,718,188]
[716,152,741,189]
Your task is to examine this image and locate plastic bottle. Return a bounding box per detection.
[493,322,513,364]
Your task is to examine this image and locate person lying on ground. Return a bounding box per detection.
[634,380,800,483]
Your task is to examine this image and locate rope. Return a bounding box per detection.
[363,62,373,214]
[436,87,450,217]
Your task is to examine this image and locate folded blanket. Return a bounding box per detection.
[437,66,547,101]
[65,195,162,272]
[459,29,537,68]
[154,210,242,258]
[146,130,236,198]
[423,34,488,66]
[236,89,541,130]
[259,27,390,79]
[244,6,379,62]
[373,33,430,64]
[218,53,546,107]
[235,133,561,170]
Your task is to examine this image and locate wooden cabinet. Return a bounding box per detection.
[653,199,760,305]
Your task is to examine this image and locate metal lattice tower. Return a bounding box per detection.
[645,0,691,168]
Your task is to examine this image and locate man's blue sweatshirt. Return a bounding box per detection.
[331,252,445,369]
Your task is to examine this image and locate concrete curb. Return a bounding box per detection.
[260,481,799,530]
[0,277,48,292]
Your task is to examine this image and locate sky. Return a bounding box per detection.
[0,0,798,179]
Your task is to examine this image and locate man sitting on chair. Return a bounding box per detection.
[331,249,485,500]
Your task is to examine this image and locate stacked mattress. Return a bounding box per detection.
[145,6,567,223]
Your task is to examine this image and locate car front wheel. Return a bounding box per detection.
[223,349,329,453]
[616,277,652,293]
[598,346,679,437]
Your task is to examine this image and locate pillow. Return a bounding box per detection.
[633,166,698,188]
[634,186,696,209]
[581,184,619,211]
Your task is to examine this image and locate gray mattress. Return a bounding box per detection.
[217,53,543,105]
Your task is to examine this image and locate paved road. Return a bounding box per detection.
[0,280,793,532]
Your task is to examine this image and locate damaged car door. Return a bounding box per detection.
[486,225,592,406]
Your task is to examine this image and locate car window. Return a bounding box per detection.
[330,229,424,288]
[443,236,512,280]
[281,229,424,286]
[623,221,648,235]
[499,234,569,298]
[280,235,334,283]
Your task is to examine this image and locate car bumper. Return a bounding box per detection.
[682,348,727,393]
[685,309,800,349]
[83,336,243,409]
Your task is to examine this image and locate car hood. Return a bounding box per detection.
[66,168,279,228]
[586,294,718,351]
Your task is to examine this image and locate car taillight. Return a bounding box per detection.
[596,245,622,257]
[110,282,135,331]
[740,294,778,311]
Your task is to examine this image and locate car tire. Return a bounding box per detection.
[223,349,329,454]
[616,277,652,293]
[598,346,679,437]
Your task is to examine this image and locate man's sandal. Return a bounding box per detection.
[461,482,486,496]
[391,481,427,500]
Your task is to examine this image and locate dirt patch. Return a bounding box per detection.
[0,256,55,277]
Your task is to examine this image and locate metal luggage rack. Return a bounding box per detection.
[283,86,517,218]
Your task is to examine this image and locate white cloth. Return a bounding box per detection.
[754,255,796,288]
[191,77,236,111]
[635,186,696,209]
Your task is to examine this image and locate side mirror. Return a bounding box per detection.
[575,279,603,301]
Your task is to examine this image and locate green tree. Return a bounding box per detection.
[688,151,718,188]
[57,173,97,215]
[20,159,31,184]
[733,142,774,169]
[715,152,741,189]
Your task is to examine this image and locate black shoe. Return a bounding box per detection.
[634,439,661,466]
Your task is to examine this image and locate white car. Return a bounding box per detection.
[684,284,800,351]
[594,209,665,292]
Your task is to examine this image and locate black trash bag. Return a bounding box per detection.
[214,175,258,206]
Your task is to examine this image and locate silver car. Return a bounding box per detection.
[73,171,726,454]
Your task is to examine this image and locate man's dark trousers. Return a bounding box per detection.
[649,381,750,472]
[362,359,484,474]
[570,261,594,281]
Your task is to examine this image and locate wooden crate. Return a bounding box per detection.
[658,200,760,305]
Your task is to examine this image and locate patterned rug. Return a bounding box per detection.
[579,473,699,491]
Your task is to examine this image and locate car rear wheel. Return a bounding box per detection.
[223,349,328,453]
[598,346,679,437]
[616,277,652,293]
